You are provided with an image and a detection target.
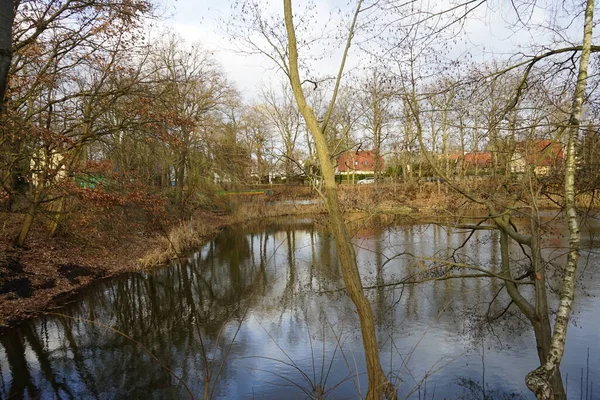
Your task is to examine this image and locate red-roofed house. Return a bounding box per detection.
[449,151,493,169]
[510,140,564,175]
[336,150,384,176]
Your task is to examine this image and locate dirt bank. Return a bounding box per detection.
[0,211,233,327]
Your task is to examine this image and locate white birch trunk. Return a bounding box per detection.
[525,0,594,397]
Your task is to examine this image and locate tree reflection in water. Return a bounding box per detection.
[0,218,598,399]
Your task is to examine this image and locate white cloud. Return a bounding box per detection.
[153,0,589,101]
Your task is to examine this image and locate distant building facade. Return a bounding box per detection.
[336,150,385,176]
[448,140,563,177]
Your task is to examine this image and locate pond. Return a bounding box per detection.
[1,216,599,399]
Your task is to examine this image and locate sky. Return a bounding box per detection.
[156,0,279,99]
[154,0,588,101]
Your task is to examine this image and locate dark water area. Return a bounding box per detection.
[1,216,599,399]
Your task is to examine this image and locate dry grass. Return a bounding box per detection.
[138,214,227,268]
[138,196,327,269]
[577,191,600,209]
[137,181,592,270]
[138,184,455,269]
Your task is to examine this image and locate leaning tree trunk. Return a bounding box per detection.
[530,217,566,399]
[0,0,14,114]
[525,0,593,397]
[284,2,396,399]
[15,190,40,247]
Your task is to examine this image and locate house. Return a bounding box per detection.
[30,150,67,187]
[448,151,493,169]
[336,150,385,176]
[510,140,563,175]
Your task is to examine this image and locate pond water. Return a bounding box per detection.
[1,216,599,399]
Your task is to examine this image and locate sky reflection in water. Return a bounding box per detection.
[0,217,599,399]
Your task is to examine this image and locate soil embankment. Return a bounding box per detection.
[0,211,230,327]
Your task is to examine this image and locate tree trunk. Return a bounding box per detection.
[531,319,566,399]
[0,0,14,114]
[175,151,186,210]
[526,0,592,396]
[459,116,466,181]
[47,197,67,237]
[498,220,566,399]
[15,191,40,247]
[283,2,396,398]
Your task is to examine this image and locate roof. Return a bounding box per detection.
[518,140,564,166]
[449,152,493,168]
[449,141,563,168]
[336,150,385,172]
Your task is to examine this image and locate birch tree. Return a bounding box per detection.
[525,0,593,397]
[393,2,596,398]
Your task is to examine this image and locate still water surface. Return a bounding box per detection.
[1,217,599,399]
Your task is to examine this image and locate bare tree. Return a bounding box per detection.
[0,0,14,113]
[241,105,275,183]
[525,0,594,397]
[356,69,396,180]
[259,82,304,183]
[282,1,397,399]
[146,34,237,211]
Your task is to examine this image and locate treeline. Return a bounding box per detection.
[2,0,600,248]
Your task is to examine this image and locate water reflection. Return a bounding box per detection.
[0,218,599,399]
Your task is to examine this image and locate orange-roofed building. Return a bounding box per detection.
[448,151,493,169]
[336,150,384,176]
[510,140,564,175]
